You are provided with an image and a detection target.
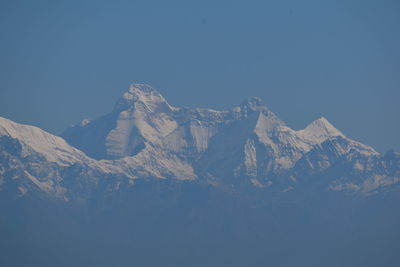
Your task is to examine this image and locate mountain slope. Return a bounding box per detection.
[1,83,400,267]
[61,84,388,194]
[1,84,396,199]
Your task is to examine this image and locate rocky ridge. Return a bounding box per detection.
[0,84,398,201]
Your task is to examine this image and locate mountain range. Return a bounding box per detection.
[1,84,399,267]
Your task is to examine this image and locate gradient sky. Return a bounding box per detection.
[0,0,399,152]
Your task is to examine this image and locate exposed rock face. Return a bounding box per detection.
[0,84,397,200]
[1,84,400,267]
[59,84,391,195]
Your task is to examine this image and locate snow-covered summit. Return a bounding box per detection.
[241,96,269,112]
[297,117,344,145]
[0,116,89,165]
[64,84,376,162]
[1,83,398,198]
[59,83,387,190]
[113,83,174,113]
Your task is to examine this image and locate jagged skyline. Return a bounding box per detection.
[1,83,394,195]
[0,1,399,152]
[1,83,399,267]
[1,2,399,266]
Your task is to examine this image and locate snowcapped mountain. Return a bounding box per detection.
[0,84,397,200]
[1,84,400,267]
[59,84,393,194]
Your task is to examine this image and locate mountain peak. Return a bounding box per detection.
[128,83,157,93]
[114,83,172,112]
[298,117,344,144]
[309,117,340,132]
[0,116,88,165]
[240,96,269,112]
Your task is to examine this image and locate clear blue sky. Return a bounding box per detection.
[0,0,399,152]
